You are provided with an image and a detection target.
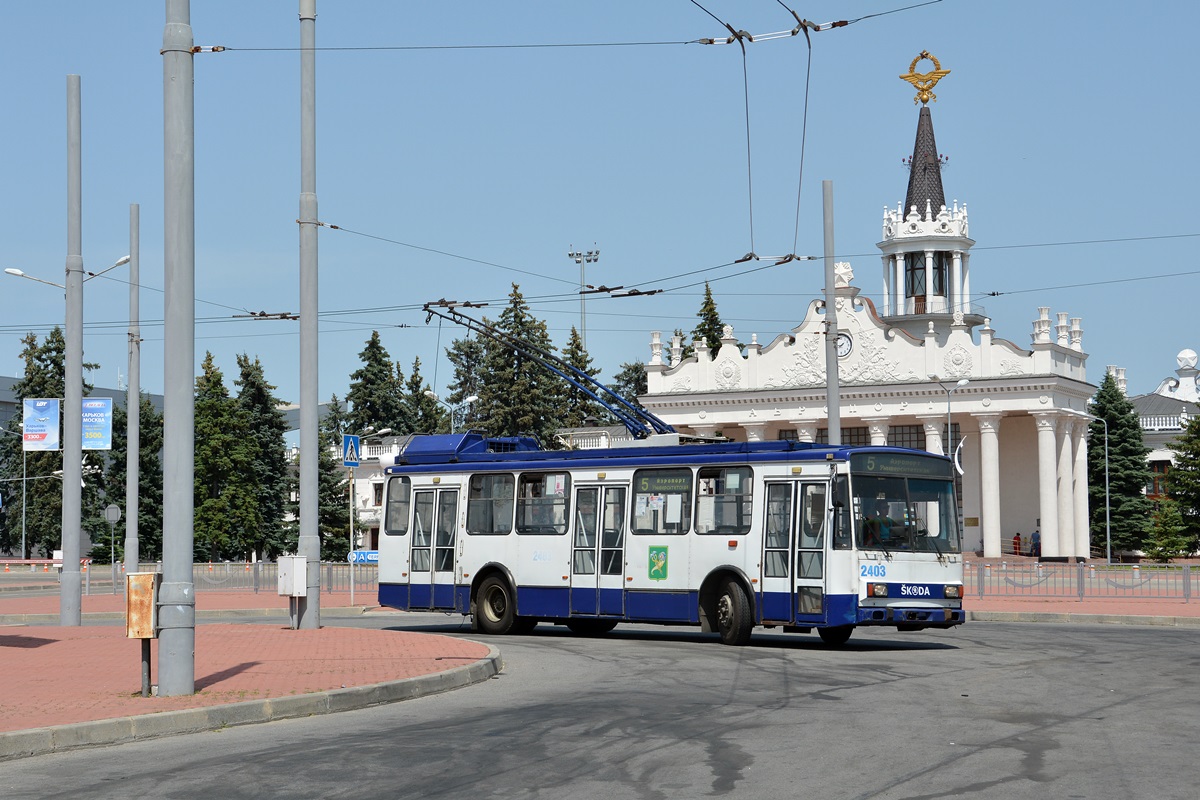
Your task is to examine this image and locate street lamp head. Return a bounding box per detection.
[373,428,392,437]
[114,255,131,267]
[955,378,969,389]
[463,395,479,404]
[4,268,25,277]
[424,390,438,401]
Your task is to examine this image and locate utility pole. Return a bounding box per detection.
[567,245,599,350]
[159,0,197,695]
[297,0,321,628]
[124,203,140,578]
[61,74,83,626]
[822,181,841,446]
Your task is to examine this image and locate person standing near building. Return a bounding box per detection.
[1030,528,1042,559]
[1012,532,1022,556]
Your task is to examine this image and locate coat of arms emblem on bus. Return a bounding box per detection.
[648,547,668,581]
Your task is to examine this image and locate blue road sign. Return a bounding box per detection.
[343,434,361,467]
[347,550,378,564]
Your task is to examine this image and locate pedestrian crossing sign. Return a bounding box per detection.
[342,434,361,467]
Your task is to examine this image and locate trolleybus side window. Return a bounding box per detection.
[384,476,411,536]
[435,490,458,571]
[516,472,571,534]
[412,490,434,571]
[695,466,752,534]
[601,487,627,575]
[798,483,826,578]
[632,468,692,535]
[832,475,852,550]
[763,483,791,578]
[466,473,515,535]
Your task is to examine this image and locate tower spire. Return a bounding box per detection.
[900,51,950,219]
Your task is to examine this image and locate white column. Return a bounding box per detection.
[792,421,818,443]
[923,250,933,313]
[1056,417,1075,559]
[881,256,891,316]
[1033,412,1060,559]
[1073,419,1090,559]
[895,255,905,314]
[919,415,943,455]
[961,252,971,311]
[976,413,1002,558]
[951,250,963,314]
[742,422,767,442]
[863,417,889,446]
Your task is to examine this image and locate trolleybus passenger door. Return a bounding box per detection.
[794,482,829,622]
[409,488,460,610]
[760,482,794,623]
[570,485,627,616]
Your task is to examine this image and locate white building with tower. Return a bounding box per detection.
[638,53,1095,560]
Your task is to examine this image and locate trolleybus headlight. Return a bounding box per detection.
[867,583,888,597]
[944,585,961,599]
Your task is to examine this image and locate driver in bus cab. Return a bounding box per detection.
[862,499,897,547]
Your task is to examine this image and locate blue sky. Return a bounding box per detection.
[1,1,1196,417]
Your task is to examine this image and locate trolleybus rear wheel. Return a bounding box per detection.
[476,576,517,635]
[716,579,753,645]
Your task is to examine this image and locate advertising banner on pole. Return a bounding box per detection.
[81,397,113,450]
[22,398,60,452]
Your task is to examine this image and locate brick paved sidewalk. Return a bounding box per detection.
[0,624,491,735]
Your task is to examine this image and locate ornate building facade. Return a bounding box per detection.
[638,54,1096,560]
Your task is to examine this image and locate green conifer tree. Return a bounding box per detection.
[235,355,290,560]
[474,284,565,445]
[346,331,403,435]
[1143,497,1190,563]
[561,326,603,429]
[609,360,648,415]
[1167,412,1200,554]
[0,330,101,558]
[691,282,728,354]
[444,335,485,432]
[402,356,444,433]
[1087,372,1153,557]
[95,393,164,563]
[193,352,259,561]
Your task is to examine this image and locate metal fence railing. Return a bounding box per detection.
[123,562,381,595]
[965,561,1192,603]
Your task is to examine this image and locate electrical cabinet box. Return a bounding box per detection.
[277,555,308,597]
[126,572,161,639]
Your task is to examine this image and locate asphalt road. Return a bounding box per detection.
[1,615,1197,800]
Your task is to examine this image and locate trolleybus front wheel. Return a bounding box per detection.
[817,625,854,646]
[565,619,618,636]
[716,579,753,645]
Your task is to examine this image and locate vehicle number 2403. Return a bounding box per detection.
[860,563,887,578]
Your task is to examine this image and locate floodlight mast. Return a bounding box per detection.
[422,304,675,440]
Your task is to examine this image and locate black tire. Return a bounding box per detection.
[715,579,753,645]
[565,619,618,636]
[475,576,517,635]
[817,625,854,646]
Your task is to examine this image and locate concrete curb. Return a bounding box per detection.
[967,610,1200,627]
[0,643,501,762]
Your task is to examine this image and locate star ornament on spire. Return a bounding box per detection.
[900,50,950,105]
